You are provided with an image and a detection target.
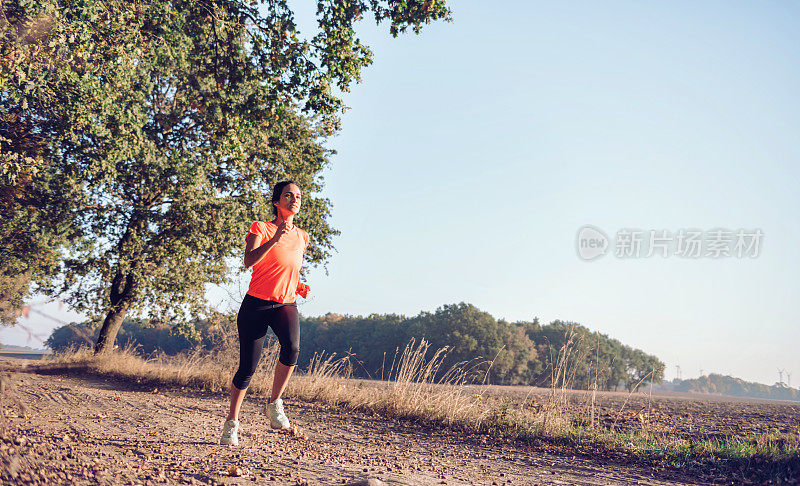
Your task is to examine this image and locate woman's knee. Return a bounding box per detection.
[232,368,254,390]
[279,344,299,367]
[232,358,259,389]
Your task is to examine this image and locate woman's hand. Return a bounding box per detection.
[296,283,310,298]
[270,221,293,245]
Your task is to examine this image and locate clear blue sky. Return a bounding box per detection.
[4,1,799,387]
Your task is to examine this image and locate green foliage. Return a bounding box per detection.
[404,302,505,372]
[46,317,220,355]
[0,116,80,325]
[1,0,451,347]
[519,319,665,390]
[0,12,81,323]
[299,311,407,379]
[44,322,97,351]
[298,302,665,388]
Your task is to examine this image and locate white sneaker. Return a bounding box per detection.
[266,398,291,429]
[220,419,239,445]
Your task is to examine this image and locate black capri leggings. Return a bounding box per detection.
[232,294,300,390]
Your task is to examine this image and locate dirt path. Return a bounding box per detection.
[0,359,714,485]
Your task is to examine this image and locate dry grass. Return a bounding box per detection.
[28,326,641,447]
[36,325,280,397]
[36,334,534,436]
[30,327,800,481]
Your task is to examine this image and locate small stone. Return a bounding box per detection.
[343,480,386,486]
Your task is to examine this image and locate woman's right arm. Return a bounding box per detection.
[243,222,290,269]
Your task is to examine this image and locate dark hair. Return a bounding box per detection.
[271,180,300,216]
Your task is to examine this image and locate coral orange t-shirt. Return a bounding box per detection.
[245,221,309,303]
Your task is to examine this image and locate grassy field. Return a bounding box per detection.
[28,337,800,484]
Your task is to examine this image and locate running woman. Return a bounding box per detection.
[220,180,310,446]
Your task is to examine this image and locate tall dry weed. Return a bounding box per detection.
[288,338,494,429]
[290,351,353,403]
[533,325,588,436]
[381,338,491,425]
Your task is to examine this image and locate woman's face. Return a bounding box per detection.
[275,183,302,216]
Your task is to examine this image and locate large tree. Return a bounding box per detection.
[0,0,451,352]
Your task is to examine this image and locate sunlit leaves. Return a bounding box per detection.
[1,0,450,341]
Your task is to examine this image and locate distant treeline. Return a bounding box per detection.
[298,303,664,390]
[46,302,664,390]
[45,320,218,356]
[668,374,800,402]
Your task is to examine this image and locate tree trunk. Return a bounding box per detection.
[94,301,131,354]
[94,271,135,354]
